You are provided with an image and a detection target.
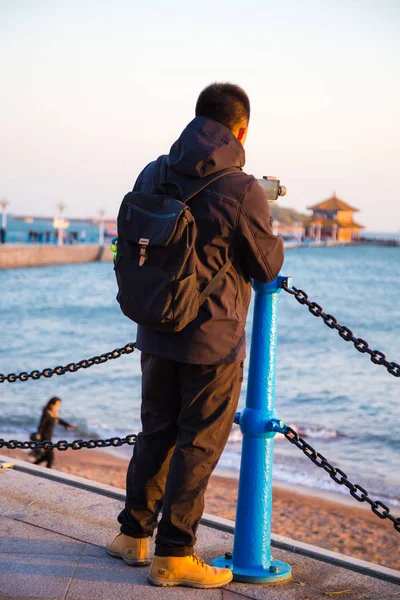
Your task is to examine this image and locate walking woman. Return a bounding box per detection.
[33,397,75,468]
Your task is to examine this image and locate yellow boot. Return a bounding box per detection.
[106,533,150,566]
[148,553,233,588]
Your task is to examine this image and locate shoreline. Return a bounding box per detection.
[2,446,399,571]
[213,466,369,511]
[214,465,400,513]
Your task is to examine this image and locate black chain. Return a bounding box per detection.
[284,425,400,533]
[0,433,137,451]
[0,343,136,383]
[282,282,400,378]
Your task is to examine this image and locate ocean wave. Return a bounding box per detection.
[227,423,343,444]
[271,464,400,508]
[0,416,109,442]
[0,415,38,434]
[295,424,344,440]
[217,452,400,508]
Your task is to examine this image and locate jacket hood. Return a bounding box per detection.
[167,117,245,178]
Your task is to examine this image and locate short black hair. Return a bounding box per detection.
[195,82,250,131]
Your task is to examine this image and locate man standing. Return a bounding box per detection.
[107,83,284,588]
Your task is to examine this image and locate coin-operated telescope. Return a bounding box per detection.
[257,176,287,203]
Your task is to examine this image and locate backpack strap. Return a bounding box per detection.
[182,167,241,203]
[182,166,241,304]
[198,258,232,305]
[152,155,168,194]
[152,157,241,303]
[152,155,241,201]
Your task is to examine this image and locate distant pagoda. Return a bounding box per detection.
[304,192,364,243]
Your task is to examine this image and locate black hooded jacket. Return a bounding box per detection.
[135,117,284,364]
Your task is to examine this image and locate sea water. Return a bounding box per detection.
[0,245,399,505]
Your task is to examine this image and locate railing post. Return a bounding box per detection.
[212,275,292,583]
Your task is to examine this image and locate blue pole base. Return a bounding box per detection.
[212,555,292,584]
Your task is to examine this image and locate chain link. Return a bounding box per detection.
[282,282,400,378]
[2,286,399,535]
[3,425,399,534]
[0,343,136,384]
[283,425,400,533]
[0,434,137,451]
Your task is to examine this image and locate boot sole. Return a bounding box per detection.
[147,574,233,589]
[105,547,151,566]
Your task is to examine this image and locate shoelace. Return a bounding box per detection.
[192,553,207,570]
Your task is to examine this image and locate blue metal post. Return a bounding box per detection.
[212,275,292,583]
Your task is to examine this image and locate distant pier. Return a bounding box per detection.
[0,244,112,269]
[1,237,398,269]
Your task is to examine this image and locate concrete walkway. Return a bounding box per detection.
[1,456,399,600]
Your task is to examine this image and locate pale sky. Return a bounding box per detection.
[1,0,399,231]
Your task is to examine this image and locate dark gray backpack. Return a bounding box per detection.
[114,155,239,332]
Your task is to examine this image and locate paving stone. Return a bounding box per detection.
[0,516,85,556]
[227,548,400,599]
[0,468,123,546]
[1,463,399,600]
[0,597,63,600]
[66,556,223,600]
[223,592,248,600]
[0,554,78,598]
[81,542,109,557]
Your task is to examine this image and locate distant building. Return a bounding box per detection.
[6,215,112,244]
[304,192,364,243]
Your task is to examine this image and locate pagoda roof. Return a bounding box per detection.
[307,193,359,212]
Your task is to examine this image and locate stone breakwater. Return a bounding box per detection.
[0,244,113,269]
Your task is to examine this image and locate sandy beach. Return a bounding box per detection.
[2,447,399,571]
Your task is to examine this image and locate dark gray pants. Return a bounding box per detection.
[118,352,243,557]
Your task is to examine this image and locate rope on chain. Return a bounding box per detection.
[283,425,400,533]
[0,343,136,383]
[282,281,400,378]
[0,434,137,451]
